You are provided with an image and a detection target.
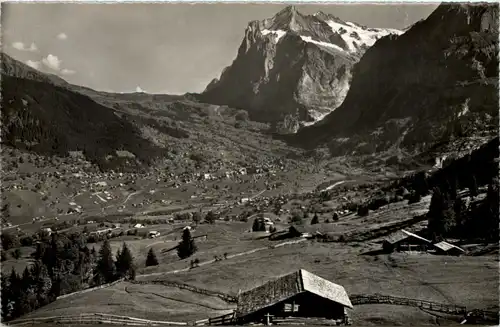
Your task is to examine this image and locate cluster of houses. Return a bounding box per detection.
[267,224,466,256]
[382,229,466,256]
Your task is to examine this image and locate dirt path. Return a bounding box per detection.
[123,191,141,205]
[124,286,233,311]
[136,238,307,279]
[249,189,266,199]
[52,239,307,301]
[320,180,346,192]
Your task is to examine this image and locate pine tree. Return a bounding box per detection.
[146,248,159,267]
[205,211,216,224]
[30,261,52,307]
[428,187,455,239]
[8,268,22,319]
[469,175,478,197]
[484,180,499,241]
[192,212,202,225]
[1,232,19,250]
[95,239,115,284]
[453,197,467,236]
[311,213,319,225]
[177,228,197,259]
[15,268,36,317]
[449,177,459,200]
[1,272,11,321]
[252,218,260,232]
[115,242,135,280]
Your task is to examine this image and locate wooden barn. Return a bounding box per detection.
[382,230,431,253]
[234,269,353,325]
[432,241,466,256]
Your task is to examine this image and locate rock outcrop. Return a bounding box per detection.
[295,3,499,155]
[200,6,401,131]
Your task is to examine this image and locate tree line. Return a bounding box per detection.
[1,232,135,322]
[427,177,499,242]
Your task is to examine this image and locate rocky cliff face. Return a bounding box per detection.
[200,6,401,132]
[296,3,499,155]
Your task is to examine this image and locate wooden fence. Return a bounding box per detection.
[350,294,467,315]
[131,280,237,303]
[207,312,236,326]
[193,318,210,326]
[8,292,497,326]
[56,278,125,300]
[10,313,188,326]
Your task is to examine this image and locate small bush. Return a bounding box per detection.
[311,213,319,225]
[357,205,369,217]
[145,248,159,267]
[408,192,422,204]
[291,212,303,225]
[12,248,22,260]
[20,235,34,247]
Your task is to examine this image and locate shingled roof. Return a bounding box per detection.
[384,229,431,245]
[433,241,465,253]
[236,269,353,318]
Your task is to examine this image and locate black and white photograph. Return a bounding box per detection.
[0,1,498,326]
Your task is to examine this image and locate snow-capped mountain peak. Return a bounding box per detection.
[254,6,402,54]
[325,19,403,53]
[200,6,404,132]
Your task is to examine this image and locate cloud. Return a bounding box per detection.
[12,42,26,50]
[61,68,76,75]
[25,60,41,70]
[28,43,38,52]
[11,41,38,52]
[57,33,68,40]
[42,54,62,71]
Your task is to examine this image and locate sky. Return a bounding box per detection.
[2,2,438,94]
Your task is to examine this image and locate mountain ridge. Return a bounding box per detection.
[199,5,402,132]
[291,2,499,156]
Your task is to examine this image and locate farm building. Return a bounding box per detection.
[432,241,466,256]
[382,230,431,253]
[42,228,53,235]
[288,225,330,239]
[235,269,353,325]
[288,225,313,238]
[148,231,161,238]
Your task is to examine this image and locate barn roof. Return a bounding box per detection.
[235,269,353,318]
[289,224,337,235]
[384,229,431,245]
[433,241,465,253]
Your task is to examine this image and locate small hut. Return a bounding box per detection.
[432,241,466,256]
[382,230,431,253]
[288,225,314,238]
[235,269,353,325]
